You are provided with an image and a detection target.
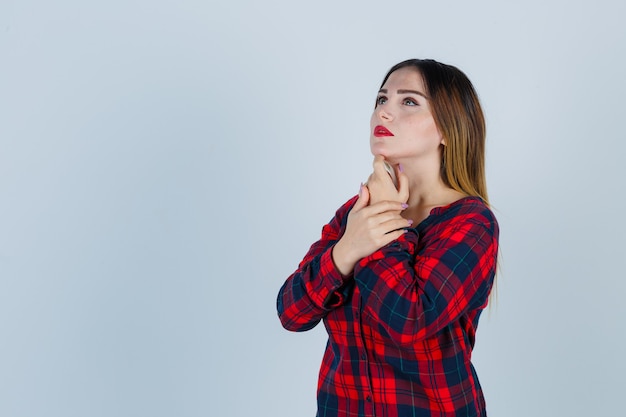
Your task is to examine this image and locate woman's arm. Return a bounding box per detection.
[353,208,499,347]
[276,197,357,332]
[277,185,411,332]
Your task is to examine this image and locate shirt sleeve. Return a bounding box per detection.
[277,197,358,332]
[353,210,499,347]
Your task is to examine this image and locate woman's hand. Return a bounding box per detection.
[332,184,412,276]
[366,155,409,206]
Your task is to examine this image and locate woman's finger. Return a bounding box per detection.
[372,155,391,181]
[361,200,408,216]
[396,169,410,203]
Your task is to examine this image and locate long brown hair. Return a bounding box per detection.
[380,59,489,205]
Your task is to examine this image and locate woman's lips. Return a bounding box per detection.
[374,125,394,137]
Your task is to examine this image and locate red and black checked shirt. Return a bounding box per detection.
[277,196,499,417]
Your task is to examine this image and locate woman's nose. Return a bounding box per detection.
[378,107,393,121]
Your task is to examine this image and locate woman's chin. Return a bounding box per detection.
[370,149,395,162]
[370,143,388,158]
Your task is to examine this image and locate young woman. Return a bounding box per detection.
[277,59,499,417]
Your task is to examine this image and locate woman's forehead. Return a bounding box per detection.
[382,67,426,91]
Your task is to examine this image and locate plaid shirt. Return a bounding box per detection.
[277,195,499,417]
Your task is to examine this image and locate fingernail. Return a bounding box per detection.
[401,203,409,209]
[399,163,404,173]
[359,183,363,196]
[407,219,413,226]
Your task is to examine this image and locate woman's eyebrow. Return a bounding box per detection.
[378,88,428,98]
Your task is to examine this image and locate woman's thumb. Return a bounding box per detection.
[354,183,370,209]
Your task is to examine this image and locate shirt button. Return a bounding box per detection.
[361,353,366,360]
[366,395,372,402]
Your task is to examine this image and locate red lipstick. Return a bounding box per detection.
[374,125,394,137]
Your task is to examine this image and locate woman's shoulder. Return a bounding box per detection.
[429,196,498,230]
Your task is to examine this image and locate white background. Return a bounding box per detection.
[1,1,625,416]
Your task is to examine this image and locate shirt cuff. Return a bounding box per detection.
[389,228,419,253]
[317,248,353,309]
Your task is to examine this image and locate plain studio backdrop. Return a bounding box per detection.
[1,1,625,416]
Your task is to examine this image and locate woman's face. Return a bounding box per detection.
[369,67,443,164]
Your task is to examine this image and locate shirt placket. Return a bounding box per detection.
[354,297,376,416]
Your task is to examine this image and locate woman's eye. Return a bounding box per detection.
[376,96,387,106]
[403,98,418,106]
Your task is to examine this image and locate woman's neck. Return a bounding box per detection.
[395,158,461,208]
[407,181,465,208]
